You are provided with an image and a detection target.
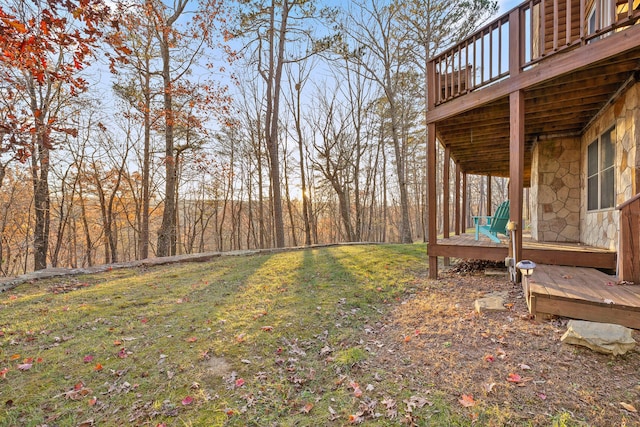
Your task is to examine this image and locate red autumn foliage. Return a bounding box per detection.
[0,0,113,154]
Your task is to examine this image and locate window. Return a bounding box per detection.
[587,127,615,211]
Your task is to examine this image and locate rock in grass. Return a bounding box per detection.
[474,291,508,313]
[561,320,636,355]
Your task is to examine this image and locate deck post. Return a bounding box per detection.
[455,163,461,235]
[617,193,640,284]
[427,122,438,279]
[462,172,468,233]
[509,8,522,77]
[443,146,451,266]
[509,90,525,279]
[487,175,492,216]
[427,58,439,279]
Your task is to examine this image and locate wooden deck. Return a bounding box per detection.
[433,232,617,270]
[523,264,640,329]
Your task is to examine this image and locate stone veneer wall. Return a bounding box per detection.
[530,137,581,242]
[580,82,640,250]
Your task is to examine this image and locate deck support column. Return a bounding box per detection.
[443,146,451,266]
[427,59,439,279]
[486,175,492,216]
[462,172,468,233]
[427,122,438,279]
[455,163,461,235]
[509,90,525,280]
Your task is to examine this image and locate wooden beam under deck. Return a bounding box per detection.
[432,233,617,270]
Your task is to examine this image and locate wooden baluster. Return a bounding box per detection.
[529,4,534,62]
[489,24,494,79]
[580,0,585,41]
[457,45,461,95]
[553,0,559,50]
[540,0,546,56]
[481,29,485,83]
[566,0,572,45]
[465,41,469,91]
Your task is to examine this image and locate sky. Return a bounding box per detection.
[497,0,523,15]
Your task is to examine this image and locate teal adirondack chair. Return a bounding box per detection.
[473,200,510,243]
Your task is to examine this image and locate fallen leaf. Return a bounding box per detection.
[140,318,148,323]
[620,402,637,412]
[235,378,245,388]
[507,373,522,383]
[0,368,9,378]
[406,395,432,408]
[94,363,103,371]
[17,363,32,371]
[381,397,396,413]
[9,354,20,360]
[404,336,411,343]
[261,326,274,332]
[538,393,547,400]
[353,387,363,397]
[459,394,476,407]
[519,363,531,370]
[483,382,496,393]
[186,337,198,342]
[117,348,127,359]
[497,348,507,359]
[83,355,94,363]
[181,396,193,405]
[348,414,362,424]
[235,334,246,343]
[300,402,313,413]
[484,354,495,362]
[320,345,333,356]
[113,340,122,346]
[88,397,97,406]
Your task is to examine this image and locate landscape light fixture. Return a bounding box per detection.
[516,260,536,277]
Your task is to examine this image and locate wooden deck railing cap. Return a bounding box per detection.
[616,192,640,210]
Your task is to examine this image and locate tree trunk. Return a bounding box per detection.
[157,36,177,257]
[140,60,151,259]
[32,143,50,271]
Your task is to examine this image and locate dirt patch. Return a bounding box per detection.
[370,264,640,426]
[204,356,232,377]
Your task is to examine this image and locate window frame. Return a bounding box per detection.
[587,126,616,212]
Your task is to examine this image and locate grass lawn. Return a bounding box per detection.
[0,244,639,426]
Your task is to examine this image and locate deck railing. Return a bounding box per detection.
[617,193,640,284]
[430,0,640,106]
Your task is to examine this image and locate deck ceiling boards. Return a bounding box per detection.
[435,48,640,184]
